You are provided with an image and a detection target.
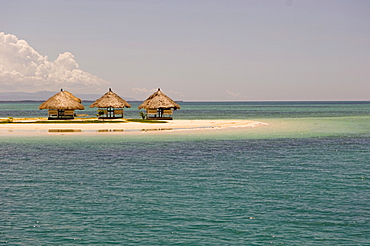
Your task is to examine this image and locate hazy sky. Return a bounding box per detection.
[1,0,369,101]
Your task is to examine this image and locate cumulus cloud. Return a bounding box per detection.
[0,32,108,92]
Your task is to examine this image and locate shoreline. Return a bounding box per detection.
[0,119,268,136]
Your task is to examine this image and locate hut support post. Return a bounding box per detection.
[158,108,164,118]
[97,107,123,119]
[145,108,173,120]
[108,107,114,118]
[47,109,74,120]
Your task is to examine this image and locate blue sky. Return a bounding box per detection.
[1,0,369,100]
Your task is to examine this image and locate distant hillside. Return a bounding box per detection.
[0,91,136,101]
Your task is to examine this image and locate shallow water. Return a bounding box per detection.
[1,102,370,245]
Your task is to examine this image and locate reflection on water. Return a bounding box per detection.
[49,128,175,133]
[48,129,82,133]
[98,128,175,132]
[141,128,174,132]
[98,129,124,132]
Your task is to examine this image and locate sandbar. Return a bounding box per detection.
[0,119,268,136]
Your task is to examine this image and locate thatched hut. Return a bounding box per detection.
[138,88,180,120]
[39,89,85,120]
[90,88,131,119]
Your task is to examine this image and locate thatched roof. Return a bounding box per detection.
[39,89,85,110]
[138,88,180,110]
[90,88,131,108]
[64,90,82,103]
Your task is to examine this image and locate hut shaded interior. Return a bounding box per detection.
[90,88,131,119]
[138,88,180,120]
[39,89,84,120]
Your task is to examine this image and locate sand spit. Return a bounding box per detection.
[0,119,268,135]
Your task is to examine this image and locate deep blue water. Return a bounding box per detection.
[1,102,370,245]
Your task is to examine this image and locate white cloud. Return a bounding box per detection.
[226,89,247,100]
[131,87,156,99]
[131,87,151,94]
[0,32,108,92]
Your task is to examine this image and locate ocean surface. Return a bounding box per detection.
[1,101,370,245]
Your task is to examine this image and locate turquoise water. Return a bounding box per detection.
[1,102,370,245]
[1,101,370,119]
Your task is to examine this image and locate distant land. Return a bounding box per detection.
[0,91,137,101]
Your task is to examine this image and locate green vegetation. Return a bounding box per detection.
[0,120,125,124]
[0,117,14,123]
[139,111,147,120]
[36,120,126,124]
[97,110,105,117]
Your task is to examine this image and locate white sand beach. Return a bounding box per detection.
[0,119,268,135]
